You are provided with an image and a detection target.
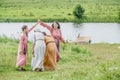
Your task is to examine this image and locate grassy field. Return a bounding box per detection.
[0,0,120,22]
[0,37,120,80]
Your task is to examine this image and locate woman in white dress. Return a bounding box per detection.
[31,29,46,71]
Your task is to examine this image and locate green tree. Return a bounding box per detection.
[73,4,85,19]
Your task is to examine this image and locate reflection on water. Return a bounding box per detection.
[0,23,120,43]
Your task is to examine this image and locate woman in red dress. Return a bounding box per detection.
[38,19,65,62]
[16,23,38,71]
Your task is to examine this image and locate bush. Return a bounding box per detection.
[73,4,85,19]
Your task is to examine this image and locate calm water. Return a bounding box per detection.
[0,23,120,44]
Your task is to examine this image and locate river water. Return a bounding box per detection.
[0,23,120,44]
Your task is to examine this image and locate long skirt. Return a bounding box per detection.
[44,42,56,70]
[16,45,28,67]
[31,40,46,71]
[54,39,60,62]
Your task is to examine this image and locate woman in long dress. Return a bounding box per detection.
[38,19,65,62]
[43,32,57,70]
[16,23,38,71]
[31,29,46,71]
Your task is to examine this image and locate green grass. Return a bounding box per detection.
[0,37,120,80]
[0,0,120,22]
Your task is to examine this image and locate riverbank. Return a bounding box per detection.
[0,0,120,22]
[0,37,120,80]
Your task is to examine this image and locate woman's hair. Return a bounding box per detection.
[51,21,60,29]
[42,32,47,36]
[22,25,27,31]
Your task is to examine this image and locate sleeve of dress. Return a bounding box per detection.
[20,35,24,51]
[40,22,53,32]
[59,30,65,43]
[28,26,35,33]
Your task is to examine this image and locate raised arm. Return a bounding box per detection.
[28,23,38,33]
[59,29,65,44]
[38,19,53,32]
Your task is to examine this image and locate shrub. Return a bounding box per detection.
[73,4,85,19]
